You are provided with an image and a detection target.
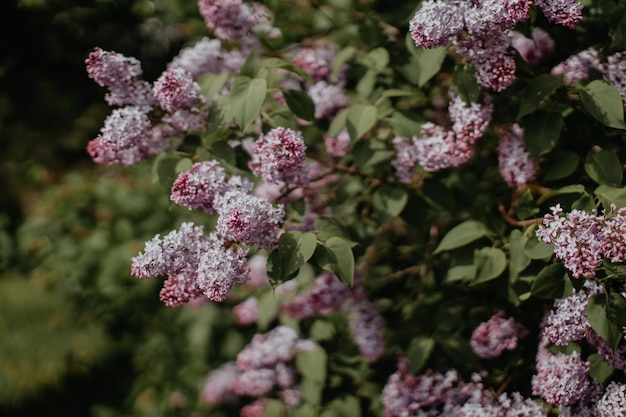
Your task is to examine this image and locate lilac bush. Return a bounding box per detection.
[82,0,626,414]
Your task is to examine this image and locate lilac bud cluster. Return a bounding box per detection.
[410,0,581,91]
[249,127,309,187]
[536,204,626,278]
[496,123,538,188]
[392,93,492,178]
[86,49,209,166]
[381,357,544,416]
[469,310,528,359]
[199,326,316,410]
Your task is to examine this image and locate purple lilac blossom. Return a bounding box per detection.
[236,326,301,371]
[559,382,604,417]
[307,81,348,119]
[282,272,350,319]
[249,127,309,186]
[87,106,170,166]
[510,28,555,64]
[168,37,246,78]
[392,135,420,184]
[604,52,626,105]
[409,0,465,49]
[543,281,602,346]
[551,48,602,86]
[324,128,351,158]
[214,190,285,249]
[85,48,155,108]
[159,272,205,307]
[200,362,240,406]
[496,123,538,188]
[343,298,386,361]
[197,0,272,40]
[597,381,626,416]
[153,67,203,112]
[531,349,591,406]
[240,398,269,417]
[290,40,341,83]
[170,160,253,214]
[469,311,528,359]
[535,0,584,29]
[536,204,626,278]
[233,296,260,325]
[587,331,626,374]
[232,368,277,396]
[280,387,302,406]
[196,241,249,302]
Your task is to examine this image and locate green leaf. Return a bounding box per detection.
[328,396,361,417]
[406,336,435,373]
[405,34,447,87]
[588,353,614,384]
[509,230,531,280]
[587,293,626,352]
[530,262,567,299]
[542,151,580,182]
[262,57,313,83]
[211,140,236,167]
[314,217,354,244]
[452,65,481,104]
[239,52,263,78]
[353,139,395,170]
[282,89,315,121]
[278,231,317,278]
[471,247,506,285]
[595,185,626,209]
[523,110,563,157]
[387,110,423,138]
[515,189,539,220]
[361,47,389,72]
[537,184,586,205]
[580,80,626,129]
[445,264,476,282]
[373,185,408,222]
[585,149,623,186]
[331,46,356,81]
[523,234,554,260]
[346,104,378,141]
[434,220,489,254]
[517,74,563,119]
[313,237,355,287]
[327,108,348,138]
[154,154,180,192]
[296,346,327,406]
[196,71,230,102]
[309,320,335,342]
[229,76,267,132]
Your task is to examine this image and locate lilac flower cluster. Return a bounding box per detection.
[469,311,528,359]
[510,28,555,65]
[324,128,351,158]
[410,0,581,91]
[536,204,626,278]
[197,0,276,41]
[496,123,538,188]
[200,326,316,412]
[281,272,386,361]
[381,357,545,416]
[532,348,591,406]
[85,48,209,166]
[392,93,492,178]
[249,127,309,187]
[286,39,348,120]
[597,381,626,416]
[130,223,249,305]
[171,160,284,249]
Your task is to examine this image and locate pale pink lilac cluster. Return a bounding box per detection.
[130,223,250,306]
[86,106,171,166]
[324,128,351,158]
[510,28,555,65]
[469,311,528,359]
[85,48,154,108]
[392,94,492,177]
[232,296,260,325]
[86,49,209,166]
[343,298,386,361]
[410,0,583,91]
[496,123,538,188]
[200,362,240,406]
[197,0,275,41]
[214,190,285,249]
[536,204,626,278]
[240,398,269,416]
[535,0,584,29]
[170,160,253,214]
[249,127,309,186]
[551,48,602,86]
[381,357,544,416]
[168,37,243,78]
[597,381,626,416]
[286,39,349,121]
[231,326,315,407]
[281,271,351,319]
[542,281,602,346]
[531,348,591,406]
